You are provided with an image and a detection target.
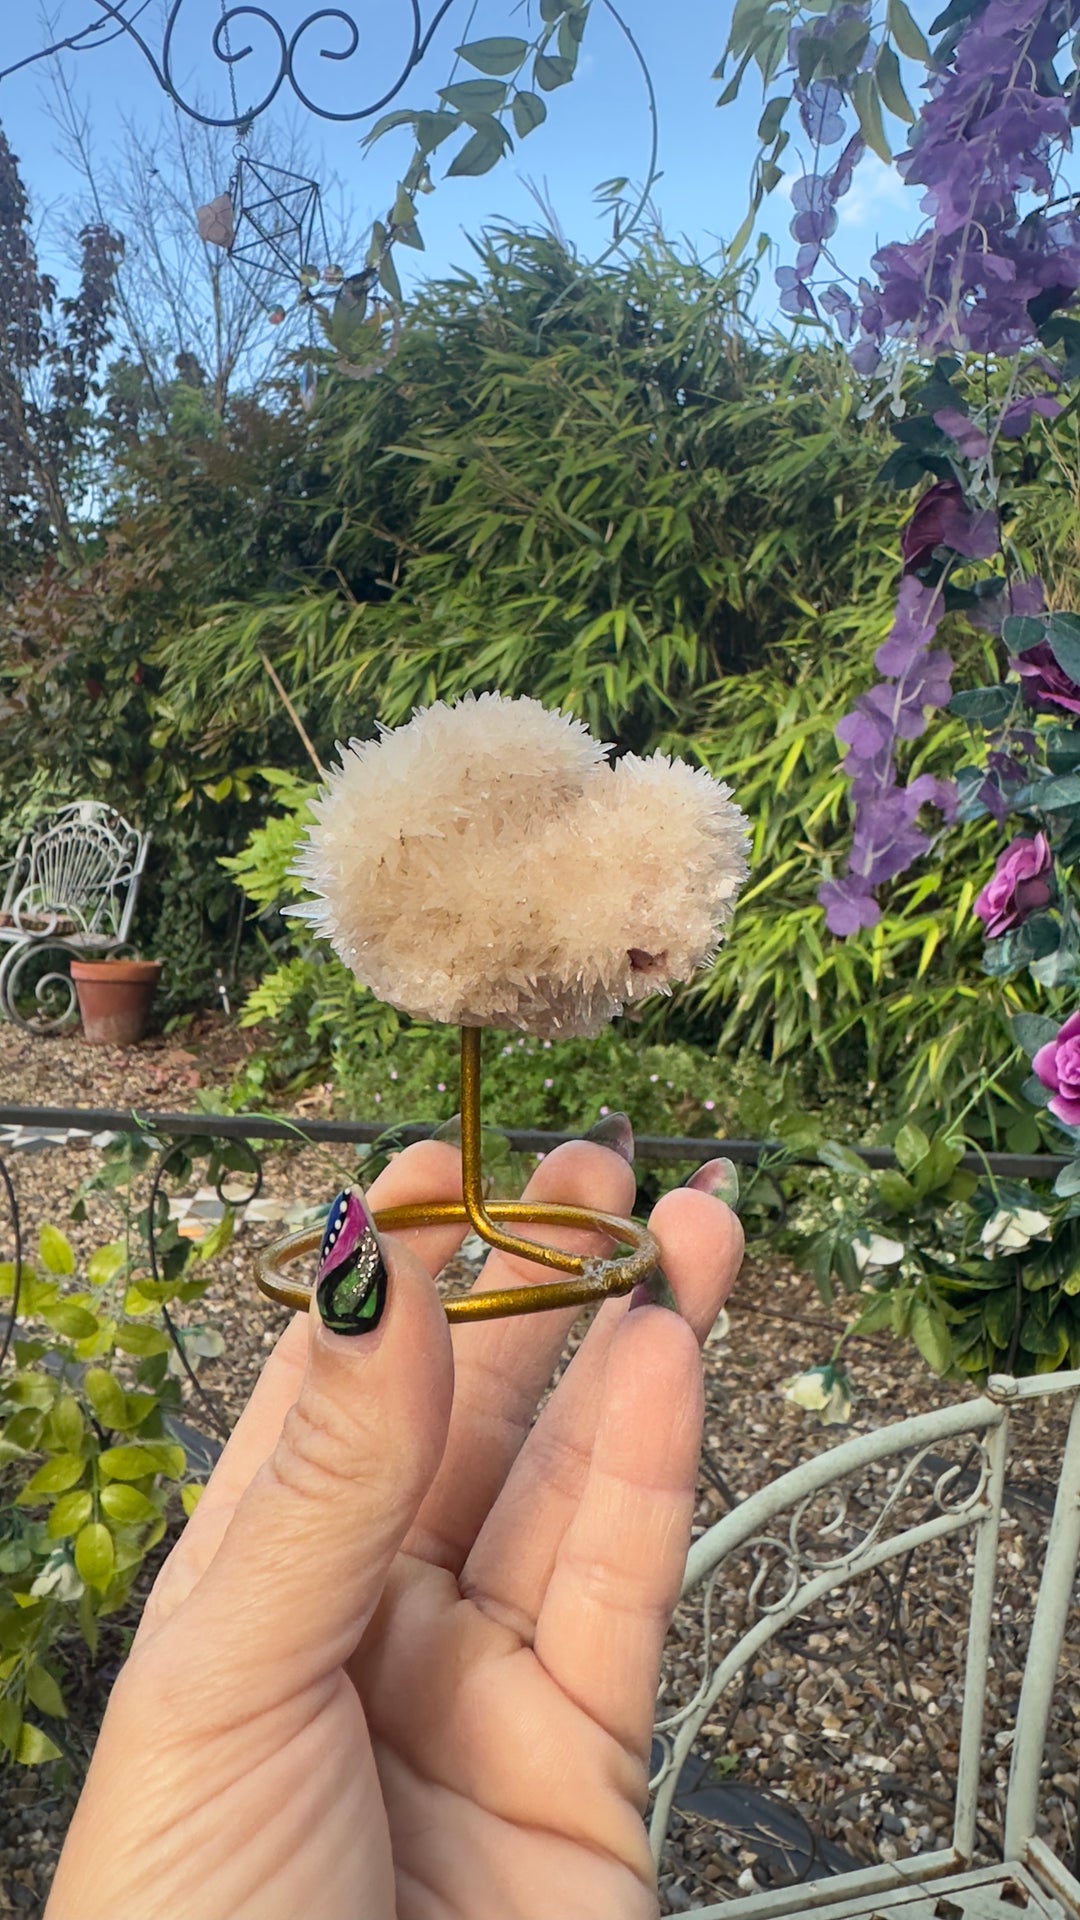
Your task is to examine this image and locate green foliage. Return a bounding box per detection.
[0,1134,232,1767]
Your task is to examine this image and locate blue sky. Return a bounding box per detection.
[0,1,923,317]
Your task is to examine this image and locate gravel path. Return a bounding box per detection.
[0,1020,1077,1916]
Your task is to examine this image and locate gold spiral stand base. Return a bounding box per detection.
[256,1027,661,1322]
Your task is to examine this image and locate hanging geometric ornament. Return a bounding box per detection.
[196,152,334,321]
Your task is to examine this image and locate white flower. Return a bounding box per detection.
[782,1365,852,1426]
[980,1206,1051,1257]
[852,1233,905,1274]
[30,1547,84,1603]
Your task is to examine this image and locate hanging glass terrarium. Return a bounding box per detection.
[197,151,340,320]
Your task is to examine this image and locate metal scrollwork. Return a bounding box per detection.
[0,1152,23,1373]
[1,0,463,128]
[0,939,82,1034]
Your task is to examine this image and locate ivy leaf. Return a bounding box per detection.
[888,0,933,63]
[456,37,529,76]
[446,120,513,178]
[438,79,509,121]
[512,90,548,137]
[361,108,417,148]
[875,43,915,122]
[534,53,575,91]
[851,73,892,164]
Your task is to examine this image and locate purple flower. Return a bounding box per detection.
[973,832,1053,937]
[901,480,999,574]
[1011,641,1080,716]
[934,407,990,460]
[1033,1010,1080,1128]
[998,393,1064,438]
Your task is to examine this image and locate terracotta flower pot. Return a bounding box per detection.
[70,959,163,1046]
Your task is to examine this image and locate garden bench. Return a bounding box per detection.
[0,802,149,1031]
[651,1368,1080,1918]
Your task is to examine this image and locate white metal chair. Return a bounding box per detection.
[651,1370,1080,1918]
[0,803,150,1031]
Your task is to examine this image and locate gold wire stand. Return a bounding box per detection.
[257,1027,661,1322]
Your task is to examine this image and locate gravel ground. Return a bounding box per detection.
[0,1020,1078,1916]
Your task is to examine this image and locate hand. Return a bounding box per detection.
[47,1137,742,1920]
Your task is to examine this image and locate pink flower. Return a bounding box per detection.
[1034,1010,1080,1127]
[973,833,1053,937]
[1011,641,1080,716]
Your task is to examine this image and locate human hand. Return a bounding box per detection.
[47,1136,742,1920]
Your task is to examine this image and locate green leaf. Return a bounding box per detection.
[1011,1012,1060,1058]
[415,110,462,155]
[512,90,548,137]
[0,1541,32,1573]
[99,1484,161,1526]
[361,108,417,147]
[877,1170,917,1211]
[38,1226,75,1277]
[894,1122,930,1174]
[17,1454,86,1502]
[1002,614,1046,654]
[446,120,512,178]
[456,36,529,76]
[438,79,509,120]
[15,1722,62,1766]
[948,686,1015,727]
[817,1140,869,1178]
[1045,612,1080,687]
[41,1302,100,1340]
[379,250,403,304]
[1055,1160,1080,1198]
[888,0,932,61]
[912,1137,964,1198]
[114,1324,172,1358]
[87,1241,126,1287]
[874,43,914,121]
[534,53,574,91]
[46,1490,94,1540]
[74,1522,115,1594]
[540,0,568,19]
[756,95,788,143]
[99,1442,185,1481]
[49,1395,86,1454]
[83,1366,129,1428]
[851,73,891,164]
[0,1697,20,1755]
[25,1665,66,1720]
[910,1298,952,1375]
[181,1484,204,1520]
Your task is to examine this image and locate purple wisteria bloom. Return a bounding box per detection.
[818,580,957,935]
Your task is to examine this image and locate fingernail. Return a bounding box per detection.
[315,1187,388,1336]
[629,1267,679,1313]
[685,1157,739,1205]
[432,1112,461,1146]
[584,1111,634,1163]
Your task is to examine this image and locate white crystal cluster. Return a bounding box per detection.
[295,692,750,1039]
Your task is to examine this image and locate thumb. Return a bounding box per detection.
[177,1195,454,1699]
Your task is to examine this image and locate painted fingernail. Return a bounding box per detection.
[629,1267,679,1313]
[584,1111,634,1163]
[315,1187,388,1336]
[685,1157,739,1205]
